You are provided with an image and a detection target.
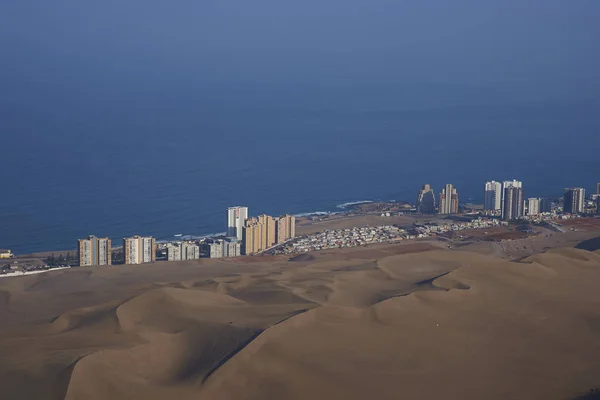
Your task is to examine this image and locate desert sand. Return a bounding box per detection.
[1,238,600,400]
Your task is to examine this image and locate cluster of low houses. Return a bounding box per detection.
[274,218,508,254]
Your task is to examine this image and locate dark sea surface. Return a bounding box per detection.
[1,1,600,254]
[1,80,599,254]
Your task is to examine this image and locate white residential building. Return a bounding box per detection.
[227,206,248,240]
[124,236,156,265]
[78,236,112,266]
[167,243,182,261]
[484,181,502,211]
[527,198,540,216]
[182,242,200,260]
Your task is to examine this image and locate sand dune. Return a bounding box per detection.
[1,243,600,399]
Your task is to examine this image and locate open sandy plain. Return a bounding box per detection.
[2,230,600,400]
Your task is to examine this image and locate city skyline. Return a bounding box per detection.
[60,180,600,266]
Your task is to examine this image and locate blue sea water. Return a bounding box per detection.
[1,79,599,254]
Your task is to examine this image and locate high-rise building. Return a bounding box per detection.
[597,182,600,195]
[527,198,540,216]
[597,196,600,215]
[484,181,502,212]
[439,184,459,215]
[503,180,523,190]
[563,188,585,214]
[167,242,199,261]
[502,186,524,220]
[123,236,156,265]
[242,216,268,255]
[205,238,242,259]
[539,198,552,213]
[500,180,523,220]
[78,236,112,266]
[182,242,200,260]
[207,241,223,258]
[416,184,436,214]
[275,215,296,243]
[167,243,182,261]
[224,238,242,257]
[227,206,248,240]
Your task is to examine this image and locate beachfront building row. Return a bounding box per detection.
[243,214,296,255]
[123,236,156,265]
[78,236,112,266]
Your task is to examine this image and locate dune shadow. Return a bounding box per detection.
[201,308,310,383]
[572,389,600,399]
[575,237,600,252]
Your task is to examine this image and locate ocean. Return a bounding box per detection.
[1,82,599,254]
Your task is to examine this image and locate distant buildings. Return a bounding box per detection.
[167,242,200,261]
[439,184,459,215]
[243,214,275,255]
[0,249,13,259]
[597,196,600,215]
[416,184,436,214]
[78,236,112,266]
[166,243,181,261]
[123,236,156,265]
[527,198,540,216]
[243,214,296,255]
[484,181,502,212]
[597,182,600,195]
[275,215,296,243]
[563,188,585,214]
[227,206,248,240]
[501,180,524,220]
[539,198,552,214]
[184,242,201,260]
[205,238,242,259]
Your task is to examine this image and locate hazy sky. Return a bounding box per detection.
[2,0,599,102]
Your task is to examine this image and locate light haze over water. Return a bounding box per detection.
[1,1,599,253]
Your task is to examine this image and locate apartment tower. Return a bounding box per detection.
[78,236,112,266]
[123,236,156,265]
[484,181,502,212]
[501,180,523,220]
[275,214,296,243]
[167,242,200,261]
[563,188,585,214]
[502,186,524,220]
[227,206,248,240]
[527,198,540,216]
[416,184,436,214]
[439,184,459,215]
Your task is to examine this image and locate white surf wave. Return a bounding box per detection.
[336,200,374,209]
